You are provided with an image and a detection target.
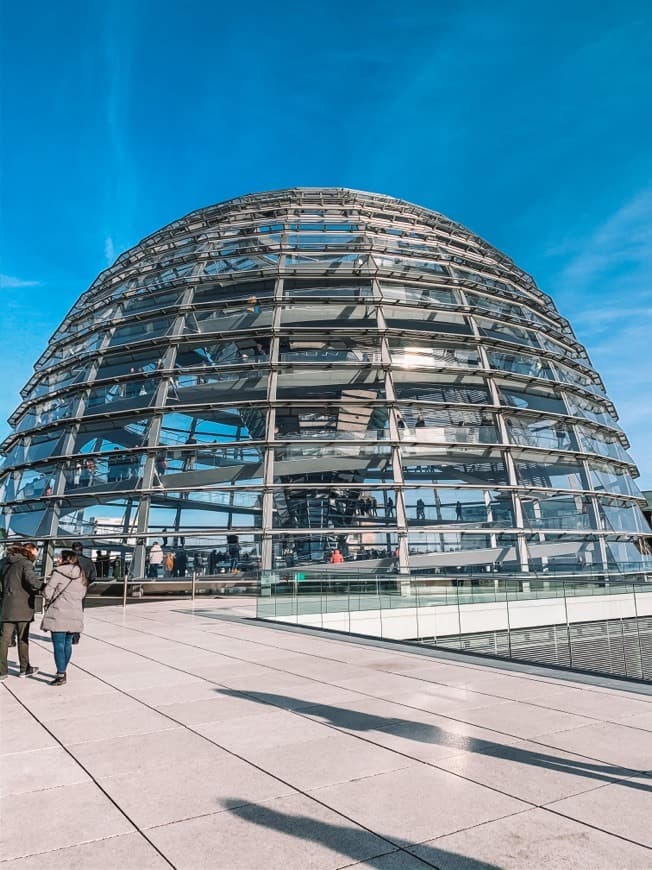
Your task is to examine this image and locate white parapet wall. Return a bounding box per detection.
[266,590,652,641]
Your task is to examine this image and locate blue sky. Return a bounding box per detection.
[1,0,651,484]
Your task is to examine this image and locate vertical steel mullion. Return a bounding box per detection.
[261,271,284,571]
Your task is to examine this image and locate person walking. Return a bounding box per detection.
[41,550,87,686]
[0,542,43,681]
[71,543,96,645]
[148,541,164,578]
[227,535,240,572]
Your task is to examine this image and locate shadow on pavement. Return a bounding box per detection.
[220,796,500,869]
[217,689,652,793]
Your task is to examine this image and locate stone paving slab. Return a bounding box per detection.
[1,597,651,869]
[309,765,528,847]
[0,833,170,870]
[146,793,392,870]
[411,807,652,869]
[0,781,134,862]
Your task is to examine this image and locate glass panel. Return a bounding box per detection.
[5,506,49,538]
[159,409,263,448]
[589,462,643,497]
[271,486,397,529]
[373,253,448,277]
[276,370,384,400]
[171,368,268,403]
[606,539,651,566]
[86,379,159,413]
[109,315,175,347]
[73,417,151,454]
[122,289,183,316]
[192,280,275,307]
[401,450,509,485]
[271,531,398,569]
[521,493,593,530]
[96,349,162,380]
[407,532,520,571]
[184,303,273,335]
[176,338,271,369]
[599,499,650,533]
[13,468,56,501]
[564,392,619,427]
[476,317,540,348]
[52,303,118,342]
[396,406,497,444]
[25,360,92,399]
[281,303,377,328]
[505,415,576,450]
[527,536,601,571]
[465,291,531,322]
[393,375,490,405]
[278,335,382,365]
[16,396,77,431]
[58,497,141,540]
[64,451,145,491]
[286,252,373,274]
[390,340,480,369]
[404,487,514,528]
[385,308,471,335]
[555,362,604,395]
[283,279,372,300]
[487,349,554,380]
[273,444,393,485]
[379,282,458,306]
[140,534,262,576]
[148,489,263,531]
[515,458,587,490]
[275,405,388,438]
[499,383,566,414]
[152,443,264,487]
[578,426,632,463]
[12,432,67,465]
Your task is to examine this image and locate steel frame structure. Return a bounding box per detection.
[1,188,649,577]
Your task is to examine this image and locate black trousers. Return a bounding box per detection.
[0,621,32,675]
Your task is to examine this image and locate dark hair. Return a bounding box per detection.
[71,543,83,553]
[60,549,88,585]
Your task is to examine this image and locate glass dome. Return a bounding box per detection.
[1,187,649,577]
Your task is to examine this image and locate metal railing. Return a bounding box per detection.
[255,568,652,680]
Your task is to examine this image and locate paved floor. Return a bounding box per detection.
[1,598,651,870]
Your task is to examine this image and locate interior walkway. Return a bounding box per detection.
[1,597,651,869]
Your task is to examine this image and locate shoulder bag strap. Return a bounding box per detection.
[44,571,78,611]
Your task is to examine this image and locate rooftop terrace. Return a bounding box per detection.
[1,598,651,869]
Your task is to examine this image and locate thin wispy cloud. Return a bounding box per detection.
[556,188,652,293]
[104,236,116,264]
[100,5,139,263]
[0,274,40,289]
[548,189,652,483]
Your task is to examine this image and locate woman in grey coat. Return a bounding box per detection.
[42,550,87,686]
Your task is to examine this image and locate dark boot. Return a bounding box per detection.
[50,673,67,686]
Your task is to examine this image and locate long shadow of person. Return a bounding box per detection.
[220,796,501,869]
[217,689,652,793]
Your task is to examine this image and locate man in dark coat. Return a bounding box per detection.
[0,542,43,679]
[71,542,97,645]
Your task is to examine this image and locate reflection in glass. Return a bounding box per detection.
[2,188,648,573]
